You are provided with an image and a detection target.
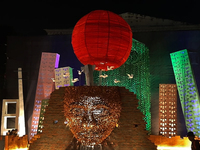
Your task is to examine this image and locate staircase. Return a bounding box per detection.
[29,86,156,150]
[29,87,73,150]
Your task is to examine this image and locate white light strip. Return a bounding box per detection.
[18,68,26,137]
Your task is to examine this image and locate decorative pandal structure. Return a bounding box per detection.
[170,49,200,137]
[63,86,121,146]
[71,10,132,71]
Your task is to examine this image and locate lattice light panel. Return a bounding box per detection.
[93,38,151,132]
[159,84,177,138]
[170,49,200,137]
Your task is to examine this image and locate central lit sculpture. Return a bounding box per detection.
[63,86,121,146]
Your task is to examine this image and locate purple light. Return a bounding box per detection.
[188,83,193,86]
[188,123,194,127]
[192,104,198,107]
[57,85,62,88]
[189,87,195,90]
[187,118,192,122]
[191,99,197,103]
[186,110,191,114]
[55,54,60,68]
[186,114,192,117]
[185,106,190,109]
[189,91,196,94]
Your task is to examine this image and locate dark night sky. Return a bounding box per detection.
[0,0,199,86]
[0,0,200,35]
[0,0,199,73]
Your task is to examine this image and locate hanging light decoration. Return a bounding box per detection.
[71,10,132,71]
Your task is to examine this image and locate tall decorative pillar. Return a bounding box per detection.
[18,68,26,136]
[29,52,60,139]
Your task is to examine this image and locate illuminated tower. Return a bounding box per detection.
[170,49,200,137]
[29,52,60,139]
[159,84,177,138]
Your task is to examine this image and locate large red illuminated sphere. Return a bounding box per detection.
[72,10,132,71]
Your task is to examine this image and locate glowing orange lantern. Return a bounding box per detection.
[72,10,132,71]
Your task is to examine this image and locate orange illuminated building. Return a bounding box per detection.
[159,84,177,138]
